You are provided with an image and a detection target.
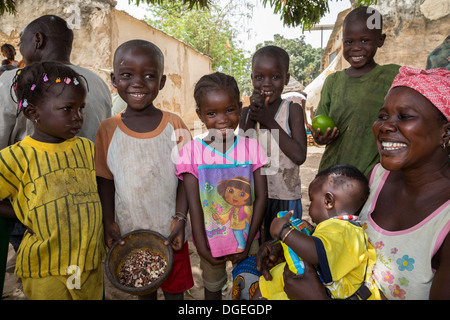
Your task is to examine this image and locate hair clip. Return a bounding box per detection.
[43,73,49,82]
[64,77,71,84]
[19,99,28,109]
[30,84,36,91]
[56,77,61,83]
[73,77,79,85]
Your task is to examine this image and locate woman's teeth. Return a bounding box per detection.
[381,141,407,150]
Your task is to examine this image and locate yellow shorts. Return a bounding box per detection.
[22,266,103,300]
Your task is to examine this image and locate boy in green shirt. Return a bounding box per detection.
[308,6,400,176]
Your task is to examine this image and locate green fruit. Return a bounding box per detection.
[312,115,336,135]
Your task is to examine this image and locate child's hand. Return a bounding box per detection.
[301,219,315,233]
[199,249,227,266]
[269,210,293,241]
[104,222,124,248]
[165,217,185,251]
[226,249,248,265]
[249,89,266,109]
[306,123,339,145]
[248,90,274,128]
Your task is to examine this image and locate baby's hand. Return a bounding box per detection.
[270,210,293,241]
[301,219,315,233]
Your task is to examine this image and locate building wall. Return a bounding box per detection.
[111,10,211,128]
[0,0,212,129]
[323,0,449,72]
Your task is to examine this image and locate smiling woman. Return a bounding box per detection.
[359,66,450,300]
[256,66,450,300]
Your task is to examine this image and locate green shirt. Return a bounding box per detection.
[316,64,400,176]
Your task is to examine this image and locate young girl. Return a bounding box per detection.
[176,72,268,300]
[0,61,105,299]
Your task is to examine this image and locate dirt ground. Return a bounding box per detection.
[2,146,324,300]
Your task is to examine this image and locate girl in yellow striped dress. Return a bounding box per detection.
[0,61,105,300]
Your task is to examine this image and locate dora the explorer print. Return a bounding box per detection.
[176,136,268,257]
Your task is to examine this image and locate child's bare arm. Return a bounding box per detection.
[248,98,307,165]
[250,167,268,240]
[165,179,188,251]
[270,211,319,265]
[261,102,307,165]
[0,200,15,218]
[284,102,308,165]
[97,176,123,248]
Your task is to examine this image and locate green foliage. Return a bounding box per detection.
[145,0,253,93]
[0,0,16,15]
[256,34,322,86]
[261,0,377,29]
[133,0,211,10]
[134,0,377,29]
[1,0,378,31]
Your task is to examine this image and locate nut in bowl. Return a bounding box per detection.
[105,230,174,296]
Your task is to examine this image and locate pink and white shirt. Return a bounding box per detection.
[359,164,450,300]
[176,136,268,257]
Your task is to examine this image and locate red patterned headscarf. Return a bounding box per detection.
[388,66,450,121]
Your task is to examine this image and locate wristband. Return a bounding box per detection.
[282,226,295,242]
[276,223,292,242]
[171,212,187,223]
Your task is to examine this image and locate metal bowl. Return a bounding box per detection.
[105,229,174,296]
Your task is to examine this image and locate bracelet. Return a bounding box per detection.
[176,212,187,219]
[282,226,295,242]
[171,212,187,223]
[276,223,291,242]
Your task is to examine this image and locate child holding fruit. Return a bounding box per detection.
[239,45,307,241]
[307,6,400,176]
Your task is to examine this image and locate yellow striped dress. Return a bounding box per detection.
[0,136,105,279]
